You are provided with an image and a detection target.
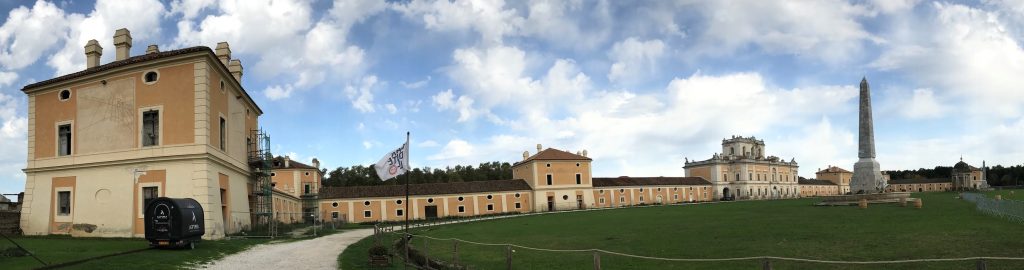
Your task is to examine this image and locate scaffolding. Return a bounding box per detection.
[247,129,275,236]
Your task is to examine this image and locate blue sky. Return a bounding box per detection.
[2,0,1024,195]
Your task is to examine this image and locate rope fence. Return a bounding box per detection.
[962,192,1024,223]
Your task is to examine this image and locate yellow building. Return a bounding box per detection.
[684,136,800,200]
[269,156,322,223]
[885,159,989,193]
[815,166,853,194]
[885,179,952,192]
[798,179,841,197]
[952,159,988,190]
[19,29,263,239]
[317,145,714,223]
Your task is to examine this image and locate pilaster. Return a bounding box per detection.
[194,62,210,146]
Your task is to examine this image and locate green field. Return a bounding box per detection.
[340,192,1024,270]
[985,189,1024,201]
[0,235,269,270]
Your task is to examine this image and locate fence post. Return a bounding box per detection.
[762,258,772,270]
[977,259,987,270]
[593,251,601,270]
[404,234,410,265]
[423,238,430,270]
[453,240,459,265]
[506,245,513,270]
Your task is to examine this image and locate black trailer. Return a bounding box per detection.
[144,197,205,249]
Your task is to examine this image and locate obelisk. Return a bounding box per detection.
[851,77,886,194]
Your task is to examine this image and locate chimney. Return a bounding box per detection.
[582,150,588,157]
[228,59,243,81]
[84,39,102,68]
[312,158,320,169]
[536,144,542,152]
[284,156,291,168]
[146,44,159,54]
[522,151,529,160]
[113,28,132,61]
[215,42,231,66]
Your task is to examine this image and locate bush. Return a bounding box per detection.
[368,245,389,256]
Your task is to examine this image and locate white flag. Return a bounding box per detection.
[375,143,409,181]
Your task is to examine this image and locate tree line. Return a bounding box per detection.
[320,161,514,187]
[883,164,1024,186]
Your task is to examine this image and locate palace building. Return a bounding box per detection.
[18,29,267,239]
[684,136,800,200]
[885,158,989,193]
[317,145,714,223]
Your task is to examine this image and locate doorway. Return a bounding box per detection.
[547,196,555,211]
[425,205,438,219]
[576,195,584,209]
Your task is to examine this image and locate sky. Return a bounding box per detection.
[2,0,1024,195]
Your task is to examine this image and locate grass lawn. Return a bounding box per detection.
[340,192,1024,270]
[0,235,269,270]
[984,189,1024,201]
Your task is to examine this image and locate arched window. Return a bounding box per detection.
[731,147,735,155]
[736,174,740,181]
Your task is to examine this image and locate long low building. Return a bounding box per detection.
[318,146,714,223]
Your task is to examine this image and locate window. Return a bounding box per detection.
[331,202,339,207]
[270,173,276,177]
[458,206,465,213]
[576,163,580,167]
[57,191,71,216]
[599,190,605,194]
[396,209,404,216]
[305,172,310,176]
[427,198,434,203]
[396,199,403,205]
[58,124,72,156]
[144,71,159,83]
[674,194,679,200]
[640,196,644,202]
[363,210,371,218]
[515,202,521,209]
[142,110,159,146]
[657,188,661,192]
[575,174,582,184]
[59,89,71,101]
[487,204,494,211]
[620,197,625,203]
[599,198,605,204]
[331,212,339,219]
[143,186,159,209]
[304,184,311,194]
[514,193,520,198]
[546,163,551,167]
[619,189,624,193]
[219,80,225,92]
[363,201,370,206]
[458,196,464,202]
[219,117,226,151]
[486,195,493,200]
[562,195,569,200]
[723,174,727,181]
[546,175,553,185]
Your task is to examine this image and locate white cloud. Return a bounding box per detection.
[431,89,477,122]
[607,37,665,84]
[362,141,374,149]
[385,103,398,114]
[0,0,68,71]
[871,2,1024,120]
[169,0,216,20]
[393,0,524,45]
[0,72,18,87]
[175,0,380,102]
[427,139,475,162]
[400,76,431,89]
[344,75,379,113]
[0,92,26,194]
[869,0,920,14]
[417,140,440,148]
[264,84,295,100]
[900,88,945,119]
[48,0,167,75]
[691,0,876,64]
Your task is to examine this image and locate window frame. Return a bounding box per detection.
[58,89,72,101]
[139,106,162,147]
[219,116,227,151]
[142,70,160,85]
[363,210,371,218]
[457,205,465,213]
[56,190,72,216]
[575,173,582,185]
[56,121,73,157]
[546,174,553,185]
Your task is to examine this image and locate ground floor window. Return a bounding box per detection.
[515,202,521,209]
[487,204,494,211]
[57,191,71,215]
[331,212,339,219]
[458,206,465,213]
[363,210,371,218]
[396,209,404,216]
[599,198,605,204]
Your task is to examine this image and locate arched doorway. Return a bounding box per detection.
[722,187,731,200]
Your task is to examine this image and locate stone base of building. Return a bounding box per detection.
[815,192,912,206]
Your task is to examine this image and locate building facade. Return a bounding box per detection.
[19,29,263,239]
[269,156,322,223]
[798,179,841,196]
[885,159,989,193]
[317,146,714,223]
[815,166,853,194]
[684,136,800,200]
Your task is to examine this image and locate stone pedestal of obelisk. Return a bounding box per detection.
[851,77,887,194]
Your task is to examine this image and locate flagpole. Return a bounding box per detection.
[404,131,410,237]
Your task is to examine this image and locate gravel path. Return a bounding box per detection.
[199,228,374,270]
